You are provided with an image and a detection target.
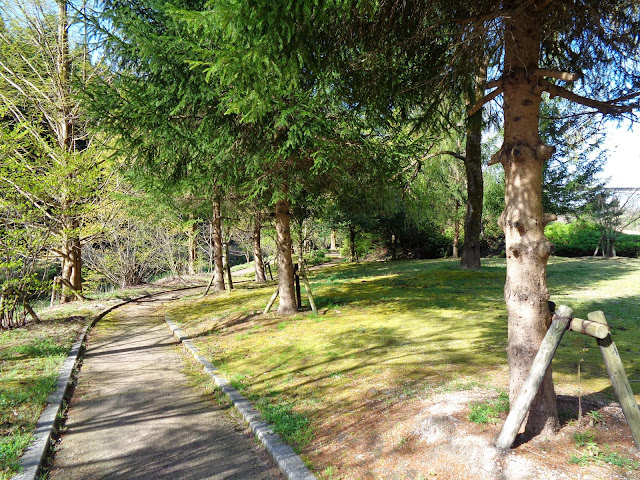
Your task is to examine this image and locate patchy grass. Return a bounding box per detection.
[569,429,640,470]
[0,283,182,479]
[0,317,86,479]
[468,391,510,424]
[164,257,640,472]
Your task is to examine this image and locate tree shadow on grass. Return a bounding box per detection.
[182,257,639,420]
[553,293,640,389]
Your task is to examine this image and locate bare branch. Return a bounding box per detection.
[467,87,503,116]
[535,68,581,82]
[540,80,640,115]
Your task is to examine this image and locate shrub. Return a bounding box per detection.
[545,221,640,258]
[545,221,600,257]
[615,234,640,257]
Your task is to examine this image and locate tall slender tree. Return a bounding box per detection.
[0,0,104,301]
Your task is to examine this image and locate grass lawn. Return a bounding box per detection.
[164,256,640,462]
[0,285,169,479]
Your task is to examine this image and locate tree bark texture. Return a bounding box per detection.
[211,199,226,291]
[349,224,357,263]
[498,2,558,437]
[60,222,82,303]
[460,98,484,269]
[187,222,198,275]
[275,198,297,315]
[253,214,266,282]
[57,1,83,301]
[330,229,337,250]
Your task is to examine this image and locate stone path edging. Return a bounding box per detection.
[165,316,317,480]
[12,286,203,480]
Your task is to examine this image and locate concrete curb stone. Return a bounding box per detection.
[165,317,317,480]
[11,285,204,480]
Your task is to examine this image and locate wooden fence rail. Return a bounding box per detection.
[496,305,640,451]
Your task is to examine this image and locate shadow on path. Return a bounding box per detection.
[48,291,282,480]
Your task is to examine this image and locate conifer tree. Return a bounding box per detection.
[200,0,640,436]
[0,0,104,302]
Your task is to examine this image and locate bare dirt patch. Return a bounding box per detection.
[309,389,640,480]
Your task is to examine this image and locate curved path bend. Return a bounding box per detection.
[49,290,283,480]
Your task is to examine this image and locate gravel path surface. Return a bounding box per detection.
[48,291,283,480]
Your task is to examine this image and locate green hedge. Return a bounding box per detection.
[545,221,640,257]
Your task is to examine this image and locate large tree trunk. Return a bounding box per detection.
[460,86,484,270]
[275,198,297,315]
[253,214,266,283]
[70,232,82,293]
[58,1,82,303]
[187,221,198,275]
[60,223,82,303]
[497,3,558,437]
[211,199,225,291]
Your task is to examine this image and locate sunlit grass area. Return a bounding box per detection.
[0,318,85,479]
[165,257,640,456]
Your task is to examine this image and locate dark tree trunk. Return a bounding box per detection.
[253,214,266,282]
[223,242,233,290]
[211,199,225,291]
[498,2,559,437]
[460,94,484,270]
[187,221,198,274]
[349,224,357,263]
[275,198,297,315]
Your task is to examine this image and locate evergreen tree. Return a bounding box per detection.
[198,0,640,437]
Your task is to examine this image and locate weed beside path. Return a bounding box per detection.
[0,284,189,479]
[165,257,640,478]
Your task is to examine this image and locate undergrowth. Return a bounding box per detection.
[570,430,640,470]
[468,391,510,424]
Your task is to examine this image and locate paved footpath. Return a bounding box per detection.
[49,290,283,480]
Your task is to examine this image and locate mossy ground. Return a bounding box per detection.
[3,258,639,478]
[164,256,640,474]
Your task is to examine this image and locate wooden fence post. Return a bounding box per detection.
[300,260,318,314]
[588,311,640,450]
[264,287,279,315]
[495,305,573,449]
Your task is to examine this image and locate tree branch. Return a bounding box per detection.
[467,87,503,116]
[541,80,640,115]
[453,7,508,25]
[0,176,63,226]
[535,68,581,82]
